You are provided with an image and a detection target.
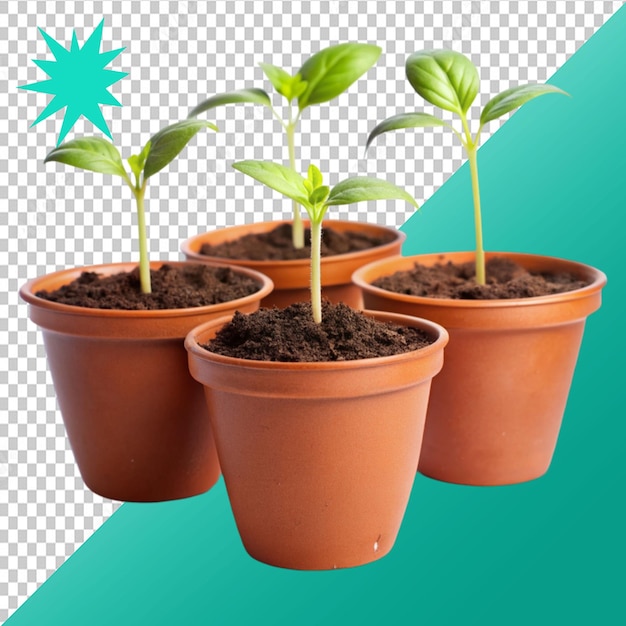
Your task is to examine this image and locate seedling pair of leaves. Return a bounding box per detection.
[44,119,217,293]
[189,42,381,249]
[232,160,417,323]
[366,49,568,285]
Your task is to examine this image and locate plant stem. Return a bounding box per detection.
[133,183,151,294]
[461,115,485,286]
[310,219,322,323]
[466,145,485,285]
[286,121,304,249]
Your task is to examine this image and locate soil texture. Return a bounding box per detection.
[199,223,396,261]
[205,301,434,362]
[372,257,591,300]
[36,264,261,310]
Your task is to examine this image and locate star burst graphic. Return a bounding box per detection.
[20,20,128,145]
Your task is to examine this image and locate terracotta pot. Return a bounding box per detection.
[181,219,405,309]
[20,261,273,502]
[186,310,448,569]
[353,251,607,486]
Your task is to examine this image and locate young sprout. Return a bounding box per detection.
[232,160,418,323]
[366,49,568,285]
[44,119,217,293]
[189,43,381,249]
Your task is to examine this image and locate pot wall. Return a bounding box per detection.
[353,251,606,486]
[181,220,405,309]
[186,310,448,569]
[20,261,273,502]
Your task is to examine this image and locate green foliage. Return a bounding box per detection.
[44,119,217,293]
[326,177,418,210]
[405,50,479,116]
[127,141,151,180]
[45,120,216,183]
[366,49,569,285]
[188,88,272,118]
[480,83,568,125]
[189,43,381,120]
[260,64,307,102]
[189,42,382,248]
[143,119,217,179]
[369,49,568,150]
[365,112,454,152]
[232,160,417,225]
[233,159,417,323]
[297,43,381,110]
[232,160,310,208]
[44,136,127,178]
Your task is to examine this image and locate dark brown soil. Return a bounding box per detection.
[372,257,590,300]
[199,223,396,261]
[36,264,261,310]
[204,301,434,362]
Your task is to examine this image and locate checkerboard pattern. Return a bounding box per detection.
[0,0,619,619]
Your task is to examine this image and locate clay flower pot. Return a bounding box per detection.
[181,219,405,309]
[20,261,273,502]
[353,251,607,486]
[186,310,448,569]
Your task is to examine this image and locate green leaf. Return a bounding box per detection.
[188,88,271,118]
[260,63,297,101]
[143,119,217,179]
[291,76,308,100]
[365,112,454,151]
[298,43,381,110]
[44,137,127,178]
[480,83,569,125]
[307,164,323,188]
[326,177,419,209]
[127,140,151,179]
[310,185,330,206]
[406,50,479,116]
[232,160,311,208]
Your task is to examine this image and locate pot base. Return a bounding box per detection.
[241,533,394,571]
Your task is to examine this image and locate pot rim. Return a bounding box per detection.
[19,260,274,319]
[185,308,448,372]
[352,250,607,310]
[180,219,406,269]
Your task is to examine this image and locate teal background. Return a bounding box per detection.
[7,6,626,626]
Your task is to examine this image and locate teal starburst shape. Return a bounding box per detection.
[20,20,128,145]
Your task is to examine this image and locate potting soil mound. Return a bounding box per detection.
[205,301,434,362]
[199,223,396,261]
[36,264,261,310]
[372,257,590,300]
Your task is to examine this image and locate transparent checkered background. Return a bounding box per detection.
[0,0,621,620]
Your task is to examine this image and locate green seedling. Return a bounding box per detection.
[233,160,418,323]
[366,49,568,285]
[189,43,381,249]
[44,119,217,294]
